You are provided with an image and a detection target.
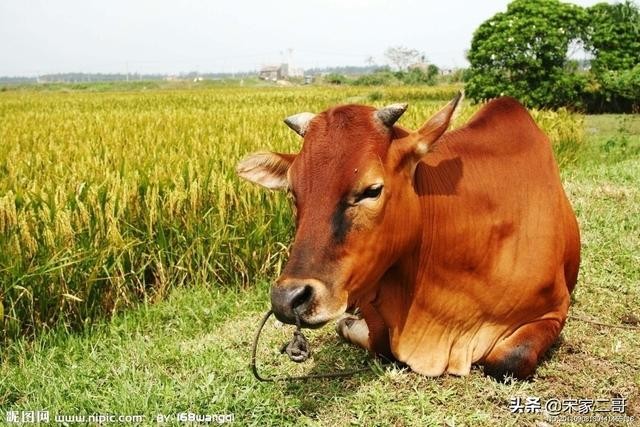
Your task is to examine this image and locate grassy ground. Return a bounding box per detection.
[1,111,638,426]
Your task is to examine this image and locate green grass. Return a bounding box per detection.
[0,78,274,93]
[1,107,638,425]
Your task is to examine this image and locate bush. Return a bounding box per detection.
[352,71,399,86]
[352,67,440,87]
[583,65,640,113]
[324,73,347,85]
[398,66,439,85]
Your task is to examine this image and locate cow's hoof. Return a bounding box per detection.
[336,314,360,341]
[336,314,370,350]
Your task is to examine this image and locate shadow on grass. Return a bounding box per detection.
[250,324,408,419]
[540,334,566,367]
[280,342,380,419]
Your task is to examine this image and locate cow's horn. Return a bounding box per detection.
[284,112,316,137]
[376,103,408,127]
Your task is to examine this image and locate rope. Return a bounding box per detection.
[251,309,371,382]
[569,314,640,330]
[250,310,639,382]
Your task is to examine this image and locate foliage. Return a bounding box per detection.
[583,1,640,112]
[583,64,640,113]
[323,73,348,85]
[352,66,439,86]
[440,68,468,84]
[352,70,400,86]
[466,0,640,112]
[400,65,439,85]
[586,1,640,73]
[466,0,588,109]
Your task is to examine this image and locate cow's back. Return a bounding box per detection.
[393,97,580,375]
[416,97,579,297]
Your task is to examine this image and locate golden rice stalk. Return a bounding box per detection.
[189,179,200,212]
[17,213,38,258]
[0,191,18,234]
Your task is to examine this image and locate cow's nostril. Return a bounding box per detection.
[290,285,313,310]
[271,283,315,324]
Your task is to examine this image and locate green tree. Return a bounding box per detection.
[465,0,588,108]
[466,0,640,112]
[584,1,640,112]
[587,1,640,73]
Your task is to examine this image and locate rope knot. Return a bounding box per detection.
[280,308,310,362]
[281,330,310,363]
[251,309,371,381]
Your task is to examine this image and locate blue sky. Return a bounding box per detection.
[0,0,608,76]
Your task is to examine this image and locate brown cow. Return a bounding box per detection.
[237,94,580,380]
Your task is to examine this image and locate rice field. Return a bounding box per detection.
[0,85,584,342]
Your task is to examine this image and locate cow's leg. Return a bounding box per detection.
[336,300,393,358]
[482,317,564,381]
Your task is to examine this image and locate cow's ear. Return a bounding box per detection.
[415,91,463,153]
[236,151,296,190]
[391,92,463,174]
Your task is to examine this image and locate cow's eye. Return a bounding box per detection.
[356,184,383,203]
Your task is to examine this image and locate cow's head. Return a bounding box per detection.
[237,93,462,327]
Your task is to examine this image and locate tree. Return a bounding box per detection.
[465,0,588,108]
[586,1,640,73]
[384,46,420,71]
[582,1,640,112]
[465,0,640,112]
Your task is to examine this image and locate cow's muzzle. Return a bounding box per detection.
[271,282,314,325]
[271,278,335,328]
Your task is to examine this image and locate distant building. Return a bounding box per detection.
[259,65,282,81]
[259,63,304,81]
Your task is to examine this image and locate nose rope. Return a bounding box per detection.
[280,308,311,362]
[250,311,640,382]
[251,309,372,382]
